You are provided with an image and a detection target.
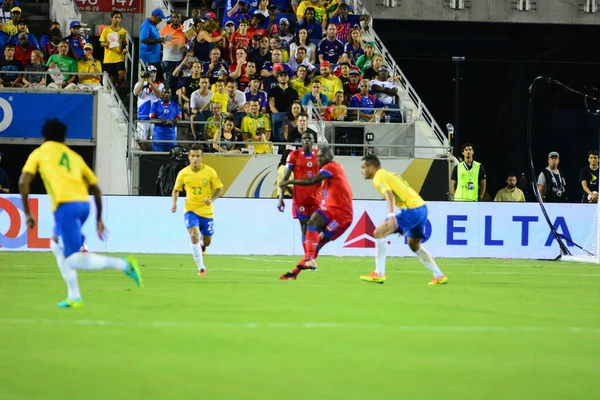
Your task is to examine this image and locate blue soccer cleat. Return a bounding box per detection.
[124,255,144,288]
[57,298,83,308]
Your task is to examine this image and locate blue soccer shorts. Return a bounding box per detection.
[54,201,90,258]
[390,205,428,239]
[184,211,214,237]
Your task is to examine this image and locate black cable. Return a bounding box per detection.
[526,76,600,258]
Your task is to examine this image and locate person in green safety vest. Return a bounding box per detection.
[450,143,487,201]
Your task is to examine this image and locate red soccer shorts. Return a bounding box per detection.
[292,203,318,219]
[315,207,353,241]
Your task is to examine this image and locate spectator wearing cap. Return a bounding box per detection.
[261,49,293,91]
[268,68,298,113]
[41,28,62,60]
[140,8,168,68]
[249,35,271,70]
[77,43,102,90]
[64,20,87,60]
[2,7,26,38]
[14,32,35,67]
[274,18,294,51]
[133,65,164,150]
[99,10,128,89]
[301,80,327,107]
[290,28,316,64]
[241,98,272,141]
[343,68,361,101]
[317,23,344,65]
[9,20,39,48]
[0,44,22,87]
[229,18,252,61]
[349,79,386,122]
[149,87,182,152]
[227,0,253,29]
[265,3,283,35]
[312,60,343,103]
[23,50,47,88]
[328,3,370,43]
[244,74,268,113]
[344,27,365,61]
[296,0,327,29]
[223,20,236,37]
[356,42,376,74]
[202,47,228,84]
[370,65,398,105]
[160,11,187,93]
[537,151,567,203]
[363,53,384,80]
[40,22,60,48]
[46,41,77,89]
[296,7,323,41]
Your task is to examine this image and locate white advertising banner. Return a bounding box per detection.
[0,195,595,259]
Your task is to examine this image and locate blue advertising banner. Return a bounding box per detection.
[0,92,94,139]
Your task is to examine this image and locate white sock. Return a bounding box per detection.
[51,239,81,301]
[191,243,205,271]
[64,252,128,271]
[375,238,387,276]
[415,246,444,279]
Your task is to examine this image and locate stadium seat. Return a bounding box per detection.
[385,104,404,123]
[234,111,246,128]
[270,112,287,142]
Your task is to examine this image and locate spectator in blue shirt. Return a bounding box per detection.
[318,23,344,64]
[63,20,87,60]
[301,80,328,108]
[296,7,322,41]
[9,20,39,48]
[149,87,182,152]
[349,79,386,122]
[140,9,168,67]
[329,3,370,42]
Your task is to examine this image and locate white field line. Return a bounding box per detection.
[2,264,600,277]
[0,318,599,333]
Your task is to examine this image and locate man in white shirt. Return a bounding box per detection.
[370,65,398,105]
[133,65,164,149]
[190,76,213,139]
[226,78,246,115]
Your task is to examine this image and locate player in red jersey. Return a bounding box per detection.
[278,146,354,280]
[277,132,321,252]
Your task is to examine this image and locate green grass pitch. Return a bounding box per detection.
[1,252,600,400]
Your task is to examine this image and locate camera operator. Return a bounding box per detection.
[133,65,164,150]
[538,151,568,203]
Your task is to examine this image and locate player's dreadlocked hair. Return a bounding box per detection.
[42,118,67,143]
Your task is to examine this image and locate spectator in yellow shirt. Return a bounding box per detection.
[77,43,102,90]
[250,127,274,154]
[312,60,343,103]
[2,7,27,38]
[99,10,128,89]
[202,80,229,113]
[241,98,272,140]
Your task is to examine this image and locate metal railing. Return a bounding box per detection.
[346,0,448,146]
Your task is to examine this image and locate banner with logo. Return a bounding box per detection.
[1,195,595,259]
[0,93,94,139]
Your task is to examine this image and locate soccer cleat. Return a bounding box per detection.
[80,244,88,252]
[279,271,297,280]
[57,298,83,308]
[198,268,206,276]
[360,272,386,284]
[297,257,318,271]
[428,275,448,285]
[124,255,144,288]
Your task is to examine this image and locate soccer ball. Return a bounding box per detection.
[588,191,598,203]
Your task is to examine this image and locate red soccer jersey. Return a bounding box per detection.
[319,161,354,216]
[287,149,320,205]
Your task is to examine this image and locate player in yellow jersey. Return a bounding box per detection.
[171,143,224,275]
[359,154,448,285]
[18,119,142,309]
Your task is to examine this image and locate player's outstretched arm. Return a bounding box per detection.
[18,172,36,228]
[171,188,179,213]
[89,184,106,240]
[282,172,328,187]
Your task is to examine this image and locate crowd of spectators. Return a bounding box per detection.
[133,0,408,153]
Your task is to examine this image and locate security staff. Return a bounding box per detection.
[451,143,487,201]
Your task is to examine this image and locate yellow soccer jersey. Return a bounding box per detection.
[210,91,229,113]
[312,75,343,102]
[174,164,223,218]
[372,168,425,209]
[99,26,127,64]
[22,141,97,211]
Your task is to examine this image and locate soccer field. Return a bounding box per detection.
[1,252,599,400]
